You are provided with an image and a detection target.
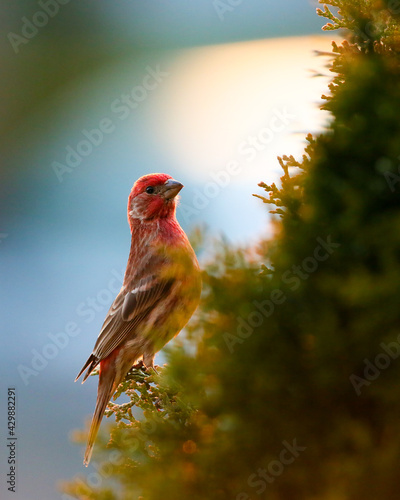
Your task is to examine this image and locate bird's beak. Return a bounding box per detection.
[162,179,183,199]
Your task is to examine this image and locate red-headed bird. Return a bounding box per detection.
[75,173,201,466]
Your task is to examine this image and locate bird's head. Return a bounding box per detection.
[127,173,183,227]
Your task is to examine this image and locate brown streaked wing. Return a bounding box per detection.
[91,276,175,361]
[121,277,174,321]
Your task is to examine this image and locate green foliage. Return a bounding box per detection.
[63,2,400,498]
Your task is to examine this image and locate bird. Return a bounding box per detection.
[75,173,202,466]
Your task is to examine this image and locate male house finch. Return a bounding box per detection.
[75,173,201,466]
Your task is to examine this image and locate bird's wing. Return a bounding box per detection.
[91,274,174,361]
[121,276,173,321]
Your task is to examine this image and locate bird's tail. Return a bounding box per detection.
[83,363,116,466]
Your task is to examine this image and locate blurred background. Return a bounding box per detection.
[0,1,338,498]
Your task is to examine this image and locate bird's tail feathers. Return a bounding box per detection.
[83,366,116,466]
[75,354,98,383]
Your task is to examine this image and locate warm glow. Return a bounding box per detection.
[156,35,341,185]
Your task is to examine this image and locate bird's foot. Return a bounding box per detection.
[139,361,159,375]
[131,360,145,370]
[126,360,148,380]
[127,360,159,379]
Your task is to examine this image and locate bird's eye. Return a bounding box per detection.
[146,186,155,194]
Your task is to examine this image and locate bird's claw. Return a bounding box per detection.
[131,360,145,370]
[128,360,159,377]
